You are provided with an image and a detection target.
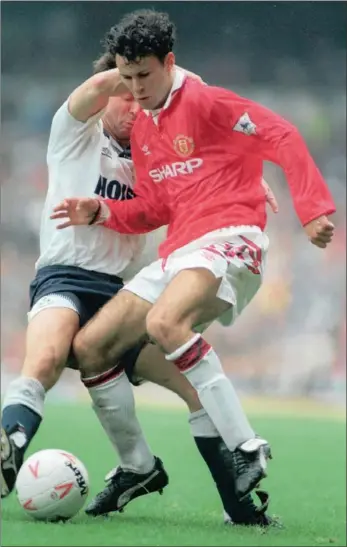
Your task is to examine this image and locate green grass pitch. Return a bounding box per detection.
[1,403,346,546]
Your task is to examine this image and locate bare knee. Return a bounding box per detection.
[22,348,65,391]
[72,331,104,376]
[146,308,188,351]
[146,309,171,347]
[73,320,132,378]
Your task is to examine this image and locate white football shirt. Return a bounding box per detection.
[36,101,146,275]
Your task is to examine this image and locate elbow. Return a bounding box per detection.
[92,73,113,94]
[92,68,121,95]
[286,125,304,143]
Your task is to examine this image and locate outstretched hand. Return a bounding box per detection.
[50,198,100,229]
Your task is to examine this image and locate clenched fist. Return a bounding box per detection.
[304,215,335,249]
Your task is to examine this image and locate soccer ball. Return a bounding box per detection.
[16,449,89,522]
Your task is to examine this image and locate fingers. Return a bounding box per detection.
[267,193,279,213]
[56,220,72,230]
[311,239,327,249]
[320,219,335,229]
[52,200,69,213]
[50,210,72,228]
[310,230,334,248]
[262,179,279,214]
[322,225,334,235]
[318,225,334,236]
[50,211,69,220]
[316,219,334,233]
[318,233,334,244]
[317,226,334,243]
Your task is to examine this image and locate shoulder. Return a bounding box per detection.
[48,100,103,158]
[50,101,72,132]
[51,100,103,135]
[196,83,242,108]
[179,80,241,117]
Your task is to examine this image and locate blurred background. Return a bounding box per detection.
[1,1,346,407]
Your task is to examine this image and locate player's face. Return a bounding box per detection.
[116,53,175,111]
[106,93,140,140]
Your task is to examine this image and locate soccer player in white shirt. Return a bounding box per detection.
[1,52,278,526]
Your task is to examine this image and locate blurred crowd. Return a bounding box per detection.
[1,2,345,401]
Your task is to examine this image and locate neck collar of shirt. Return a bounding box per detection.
[143,68,186,118]
[103,128,131,158]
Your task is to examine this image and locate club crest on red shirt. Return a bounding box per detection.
[173,135,195,157]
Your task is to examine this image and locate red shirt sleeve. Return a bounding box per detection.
[209,88,336,226]
[101,133,170,235]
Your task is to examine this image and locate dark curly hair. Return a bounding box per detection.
[93,51,116,74]
[104,9,176,64]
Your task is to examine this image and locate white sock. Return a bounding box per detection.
[167,335,255,451]
[83,369,155,474]
[2,377,46,417]
[188,408,219,438]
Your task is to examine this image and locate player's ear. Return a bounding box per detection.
[164,52,175,72]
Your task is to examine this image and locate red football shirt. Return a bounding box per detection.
[102,76,336,258]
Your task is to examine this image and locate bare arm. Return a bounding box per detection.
[68,68,127,122]
[68,62,203,123]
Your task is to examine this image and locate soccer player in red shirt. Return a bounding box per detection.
[52,9,335,504]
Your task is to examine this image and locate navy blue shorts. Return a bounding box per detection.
[29,265,144,384]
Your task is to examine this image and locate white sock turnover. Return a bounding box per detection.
[167,335,255,451]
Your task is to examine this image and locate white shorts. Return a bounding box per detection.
[123,226,269,327]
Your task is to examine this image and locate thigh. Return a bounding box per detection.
[74,288,152,362]
[23,307,80,385]
[150,267,231,329]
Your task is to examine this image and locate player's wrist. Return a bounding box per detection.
[89,200,110,225]
[302,210,334,227]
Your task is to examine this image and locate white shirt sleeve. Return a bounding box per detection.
[47,100,105,161]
